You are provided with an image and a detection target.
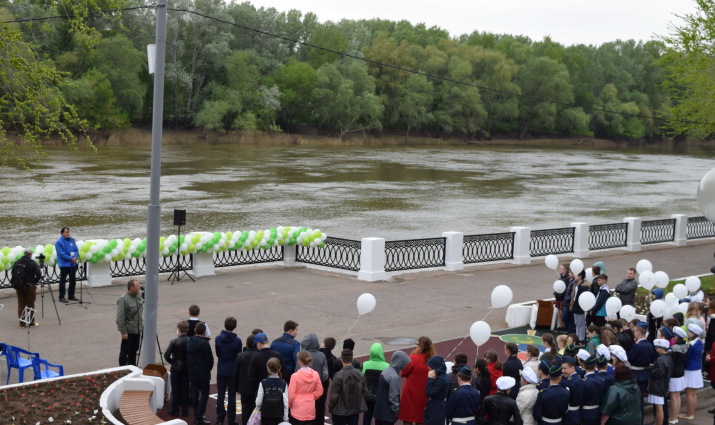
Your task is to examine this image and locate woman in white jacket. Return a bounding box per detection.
[516,367,539,425]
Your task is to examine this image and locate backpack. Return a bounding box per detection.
[260,377,285,418]
[11,260,30,290]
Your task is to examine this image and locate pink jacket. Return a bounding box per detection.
[288,367,324,420]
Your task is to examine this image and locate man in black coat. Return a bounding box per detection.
[187,322,214,425]
[246,333,286,396]
[502,342,523,399]
[234,334,259,425]
[164,320,191,417]
[11,247,42,328]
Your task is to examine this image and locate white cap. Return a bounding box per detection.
[673,327,688,339]
[496,376,516,391]
[654,338,670,349]
[596,344,611,360]
[521,367,538,384]
[610,345,629,364]
[577,349,591,361]
[688,323,704,336]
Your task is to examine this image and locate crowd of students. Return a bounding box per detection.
[161,262,715,425]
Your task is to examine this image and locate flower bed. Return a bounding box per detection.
[1,369,131,424]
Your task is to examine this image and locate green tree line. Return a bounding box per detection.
[1,0,709,141]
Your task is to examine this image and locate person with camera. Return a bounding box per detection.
[55,227,79,303]
[11,247,42,328]
[116,279,143,366]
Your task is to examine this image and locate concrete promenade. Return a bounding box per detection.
[0,239,713,382]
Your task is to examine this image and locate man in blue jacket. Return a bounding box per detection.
[270,320,300,383]
[55,227,79,303]
[215,317,242,425]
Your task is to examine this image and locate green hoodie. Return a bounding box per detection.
[362,343,389,374]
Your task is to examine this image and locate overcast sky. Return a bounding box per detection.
[245,0,698,46]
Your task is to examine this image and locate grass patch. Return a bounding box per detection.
[633,275,715,314]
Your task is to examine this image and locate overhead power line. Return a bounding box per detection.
[3,6,709,127]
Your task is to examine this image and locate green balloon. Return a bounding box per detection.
[103,245,112,253]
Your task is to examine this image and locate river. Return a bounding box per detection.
[0,143,712,247]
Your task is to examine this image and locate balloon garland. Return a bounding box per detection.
[0,226,327,270]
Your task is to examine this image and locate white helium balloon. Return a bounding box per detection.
[578,292,596,311]
[636,259,653,274]
[673,284,688,300]
[664,309,674,320]
[553,280,566,294]
[606,297,623,316]
[585,268,594,283]
[697,167,715,222]
[665,293,679,308]
[677,302,689,314]
[545,255,559,270]
[357,293,376,315]
[650,300,667,318]
[470,321,492,346]
[685,276,701,293]
[639,271,656,290]
[654,271,670,289]
[619,305,636,321]
[491,285,513,309]
[570,259,584,275]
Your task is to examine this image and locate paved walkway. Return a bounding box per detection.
[0,239,713,386]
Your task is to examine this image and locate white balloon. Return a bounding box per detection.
[677,302,690,314]
[664,309,674,320]
[673,284,688,300]
[685,276,701,293]
[697,167,715,222]
[578,292,596,311]
[357,293,376,315]
[639,271,656,290]
[665,293,679,308]
[585,268,594,283]
[545,255,559,270]
[620,305,636,321]
[650,300,667,318]
[654,271,670,289]
[636,259,653,274]
[553,280,566,294]
[470,321,492,346]
[491,285,513,309]
[90,245,98,254]
[570,259,584,275]
[606,297,623,316]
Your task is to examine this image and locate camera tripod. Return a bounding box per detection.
[39,277,61,325]
[137,330,166,368]
[169,224,194,285]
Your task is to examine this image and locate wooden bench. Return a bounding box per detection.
[117,390,164,425]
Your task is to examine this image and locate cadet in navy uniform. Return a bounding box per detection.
[537,360,551,391]
[596,354,614,392]
[560,357,584,425]
[446,366,481,425]
[533,363,570,425]
[581,355,605,425]
[565,345,585,377]
[630,321,655,425]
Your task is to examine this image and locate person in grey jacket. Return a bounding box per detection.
[301,332,329,425]
[615,268,638,306]
[374,351,411,425]
[329,349,368,424]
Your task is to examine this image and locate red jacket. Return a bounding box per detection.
[487,362,503,396]
[398,353,430,422]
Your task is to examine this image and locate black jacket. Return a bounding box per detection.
[12,255,42,287]
[571,282,590,314]
[502,355,523,399]
[164,334,190,372]
[647,352,673,397]
[320,347,337,380]
[234,346,259,395]
[247,347,286,394]
[477,392,523,425]
[186,335,214,382]
[705,314,715,354]
[617,329,635,355]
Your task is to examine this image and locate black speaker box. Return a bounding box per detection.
[173,209,186,226]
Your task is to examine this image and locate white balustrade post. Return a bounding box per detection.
[442,231,464,271]
[671,214,688,246]
[624,217,641,252]
[283,244,297,267]
[571,222,590,258]
[192,252,215,277]
[511,227,531,265]
[358,237,387,282]
[86,262,112,287]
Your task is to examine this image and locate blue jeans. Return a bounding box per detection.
[217,374,236,425]
[561,305,575,334]
[59,266,77,299]
[191,380,210,422]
